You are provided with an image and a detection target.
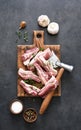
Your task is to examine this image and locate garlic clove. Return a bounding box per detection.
[19,21,26,29]
[38,15,50,27]
[47,22,59,35]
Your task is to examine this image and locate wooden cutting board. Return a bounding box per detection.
[17,30,61,97]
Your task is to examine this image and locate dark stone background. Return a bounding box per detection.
[0,0,81,130]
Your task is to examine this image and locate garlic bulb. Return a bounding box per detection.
[47,22,59,35]
[38,15,50,27]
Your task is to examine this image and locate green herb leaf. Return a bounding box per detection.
[39,47,44,51]
[16,31,22,39]
[24,79,35,85]
[24,31,28,42]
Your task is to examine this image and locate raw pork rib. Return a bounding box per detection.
[18,47,59,97]
[23,55,33,66]
[29,51,42,65]
[22,47,39,61]
[43,63,57,76]
[42,48,52,59]
[20,80,40,96]
[36,56,57,77]
[34,63,49,84]
[38,76,58,97]
[18,68,40,82]
[29,48,52,66]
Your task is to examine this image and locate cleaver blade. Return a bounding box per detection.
[48,51,74,72]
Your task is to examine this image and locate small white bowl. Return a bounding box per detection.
[10,99,23,114]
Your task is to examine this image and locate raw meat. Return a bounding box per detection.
[29,51,42,65]
[43,63,57,76]
[18,68,41,82]
[22,47,39,61]
[18,47,58,97]
[34,63,49,84]
[38,76,58,97]
[29,48,52,66]
[20,80,38,96]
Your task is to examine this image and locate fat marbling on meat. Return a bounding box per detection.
[19,47,59,97]
[20,80,40,96]
[22,47,39,61]
[38,76,58,97]
[18,68,41,82]
[34,63,49,85]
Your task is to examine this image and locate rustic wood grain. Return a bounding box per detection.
[17,30,61,97]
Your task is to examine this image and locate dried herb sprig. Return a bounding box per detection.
[24,79,35,85]
[39,47,44,51]
[24,31,28,42]
[16,31,22,39]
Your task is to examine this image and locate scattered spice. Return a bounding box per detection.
[23,108,37,123]
[19,21,26,29]
[16,21,28,43]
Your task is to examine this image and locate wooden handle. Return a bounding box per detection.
[33,30,44,48]
[39,68,64,115]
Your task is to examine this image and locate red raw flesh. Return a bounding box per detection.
[20,80,39,96]
[29,48,52,66]
[42,48,52,59]
[29,51,42,65]
[34,63,49,84]
[18,68,41,82]
[36,56,57,77]
[43,64,57,77]
[38,76,58,97]
[22,47,39,61]
[23,55,33,66]
[18,47,58,97]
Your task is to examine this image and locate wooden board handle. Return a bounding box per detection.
[33,30,44,48]
[39,68,64,115]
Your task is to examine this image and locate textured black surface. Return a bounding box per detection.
[0,0,81,130]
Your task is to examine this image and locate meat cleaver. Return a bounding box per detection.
[48,51,74,72]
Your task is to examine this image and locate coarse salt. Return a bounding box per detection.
[11,101,23,114]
